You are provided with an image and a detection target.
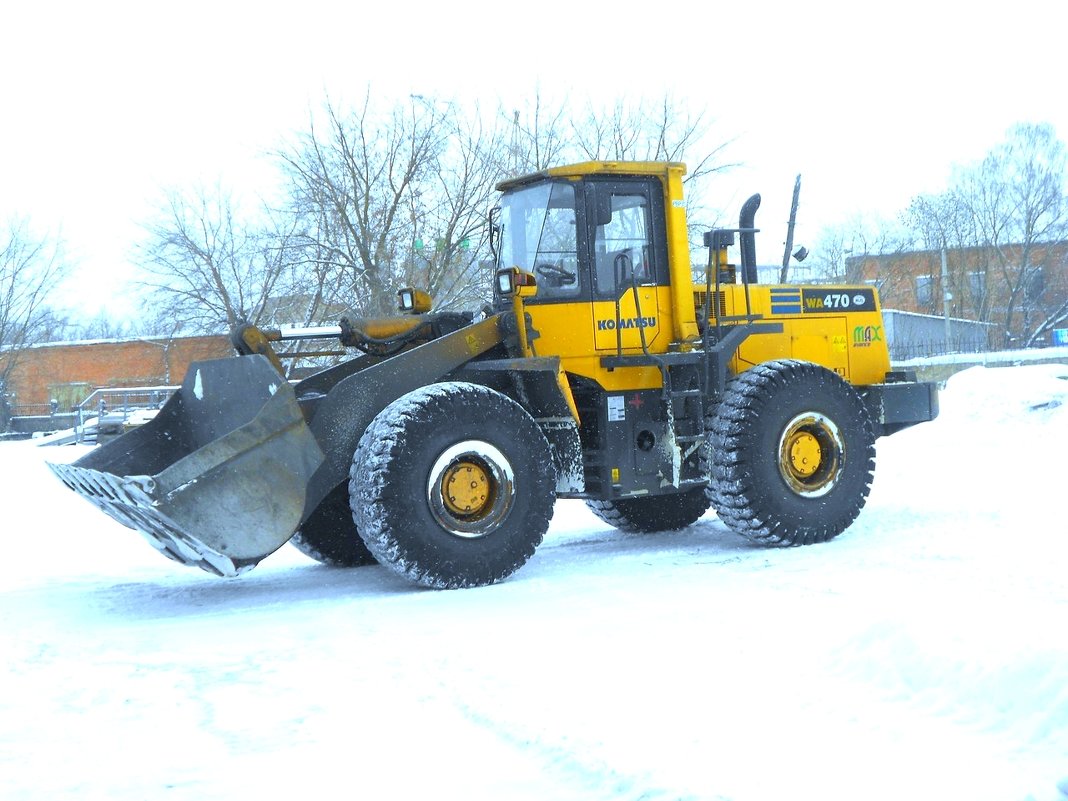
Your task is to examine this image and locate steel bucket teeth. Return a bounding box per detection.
[48,356,325,577]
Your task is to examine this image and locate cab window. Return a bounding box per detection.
[593,192,653,298]
[498,181,581,301]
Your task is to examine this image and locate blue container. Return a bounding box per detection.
[1053,329,1068,346]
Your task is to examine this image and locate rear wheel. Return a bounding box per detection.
[585,488,710,533]
[708,360,875,546]
[349,383,556,588]
[290,482,377,567]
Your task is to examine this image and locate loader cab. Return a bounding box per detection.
[494,165,673,364]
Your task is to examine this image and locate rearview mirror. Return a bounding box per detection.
[595,193,614,227]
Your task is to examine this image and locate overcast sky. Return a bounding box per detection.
[3,0,1066,322]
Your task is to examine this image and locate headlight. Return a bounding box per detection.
[495,268,537,298]
[496,269,515,296]
[396,287,433,314]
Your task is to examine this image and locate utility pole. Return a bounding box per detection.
[940,246,952,351]
[511,110,521,174]
[780,174,802,283]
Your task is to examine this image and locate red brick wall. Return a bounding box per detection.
[1,335,231,411]
[851,242,1068,343]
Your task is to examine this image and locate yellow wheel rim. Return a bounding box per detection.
[427,441,515,539]
[441,460,493,517]
[777,412,844,498]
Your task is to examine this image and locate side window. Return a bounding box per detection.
[593,192,653,298]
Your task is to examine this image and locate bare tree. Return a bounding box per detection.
[573,96,732,184]
[136,92,733,337]
[405,107,505,311]
[904,192,994,320]
[505,93,734,260]
[963,123,1068,345]
[27,307,78,344]
[281,94,439,317]
[504,92,570,175]
[69,312,135,340]
[139,184,296,333]
[505,94,732,185]
[810,215,911,299]
[901,123,1068,345]
[280,92,506,317]
[0,220,69,428]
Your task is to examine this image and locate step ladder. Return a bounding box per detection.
[659,361,709,489]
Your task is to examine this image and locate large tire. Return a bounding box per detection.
[349,382,556,589]
[708,359,875,546]
[290,482,377,567]
[585,487,710,533]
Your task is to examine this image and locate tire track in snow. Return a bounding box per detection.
[450,700,719,801]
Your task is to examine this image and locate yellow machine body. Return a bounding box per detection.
[505,161,893,396]
[523,282,892,393]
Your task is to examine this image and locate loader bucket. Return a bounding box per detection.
[48,356,325,577]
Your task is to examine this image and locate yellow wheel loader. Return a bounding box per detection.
[50,161,938,588]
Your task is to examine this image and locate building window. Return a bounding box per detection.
[915,274,934,307]
[1025,266,1046,302]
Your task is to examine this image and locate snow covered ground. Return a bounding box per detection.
[2,364,1066,801]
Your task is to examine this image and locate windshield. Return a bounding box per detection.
[497,181,580,298]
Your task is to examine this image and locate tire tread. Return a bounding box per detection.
[708,360,875,547]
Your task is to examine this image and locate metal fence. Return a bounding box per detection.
[887,336,1067,362]
[3,385,178,439]
[889,338,996,361]
[69,386,177,442]
[9,387,176,420]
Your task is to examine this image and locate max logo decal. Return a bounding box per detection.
[597,317,656,331]
[853,325,882,346]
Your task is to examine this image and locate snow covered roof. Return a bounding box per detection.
[15,333,224,352]
[882,308,996,326]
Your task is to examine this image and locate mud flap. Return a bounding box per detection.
[48,356,325,576]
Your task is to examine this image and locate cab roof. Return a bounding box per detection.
[496,161,687,192]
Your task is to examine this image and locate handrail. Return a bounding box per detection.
[73,385,178,443]
[73,385,178,412]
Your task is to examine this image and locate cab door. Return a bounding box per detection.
[586,179,670,352]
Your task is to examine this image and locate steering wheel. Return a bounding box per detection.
[535,261,576,284]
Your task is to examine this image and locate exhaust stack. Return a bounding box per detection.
[739,193,761,284]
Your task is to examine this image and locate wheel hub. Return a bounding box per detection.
[441,460,493,516]
[777,412,844,498]
[427,441,515,538]
[787,431,822,477]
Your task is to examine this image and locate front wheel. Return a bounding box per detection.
[708,360,875,546]
[349,383,556,588]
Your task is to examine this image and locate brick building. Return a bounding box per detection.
[0,334,230,416]
[847,241,1068,347]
